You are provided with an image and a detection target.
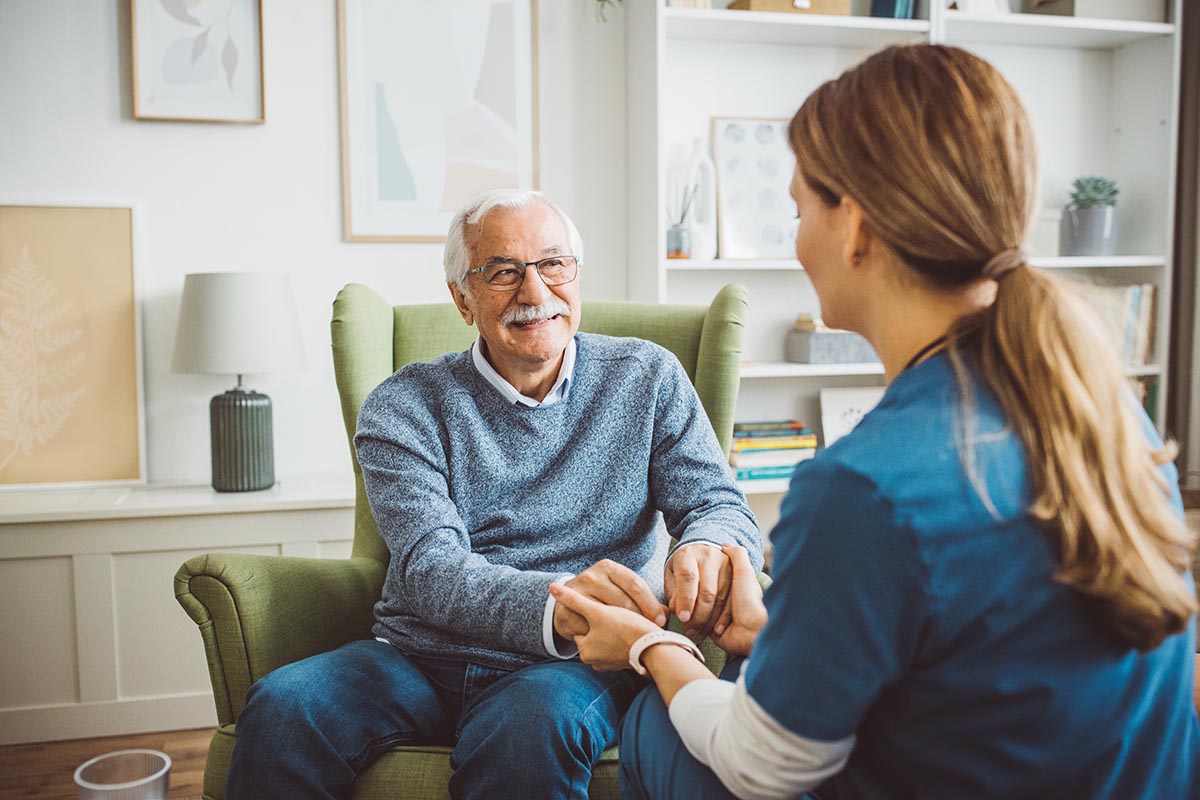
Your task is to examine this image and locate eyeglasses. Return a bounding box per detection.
[466,255,581,292]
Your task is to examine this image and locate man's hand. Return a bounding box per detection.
[710,544,768,657]
[553,559,668,640]
[664,544,733,642]
[549,583,662,671]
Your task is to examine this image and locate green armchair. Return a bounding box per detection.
[175,282,750,800]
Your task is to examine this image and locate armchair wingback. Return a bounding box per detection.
[175,282,749,800]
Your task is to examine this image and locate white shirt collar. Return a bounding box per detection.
[471,336,576,407]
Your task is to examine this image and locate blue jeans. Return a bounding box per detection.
[619,658,752,800]
[225,639,645,799]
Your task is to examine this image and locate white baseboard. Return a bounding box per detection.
[0,691,218,745]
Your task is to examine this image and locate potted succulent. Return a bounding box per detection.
[1060,176,1118,257]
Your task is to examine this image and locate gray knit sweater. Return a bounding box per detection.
[355,332,762,670]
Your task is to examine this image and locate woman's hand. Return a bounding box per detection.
[710,544,768,657]
[549,582,663,671]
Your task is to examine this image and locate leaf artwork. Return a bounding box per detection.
[160,0,202,26]
[0,245,87,473]
[222,36,239,89]
[191,28,209,63]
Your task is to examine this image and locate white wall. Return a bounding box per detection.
[0,0,628,484]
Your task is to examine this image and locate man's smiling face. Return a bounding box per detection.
[449,201,582,381]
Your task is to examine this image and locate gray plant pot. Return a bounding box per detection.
[1060,205,1117,257]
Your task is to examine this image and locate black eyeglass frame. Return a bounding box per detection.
[465,255,582,292]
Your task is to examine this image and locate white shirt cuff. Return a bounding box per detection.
[543,575,578,659]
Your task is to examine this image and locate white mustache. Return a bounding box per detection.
[502,298,572,326]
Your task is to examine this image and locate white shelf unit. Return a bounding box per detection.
[626,1,1182,480]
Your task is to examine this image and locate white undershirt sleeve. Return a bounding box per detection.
[668,673,855,800]
[542,575,578,658]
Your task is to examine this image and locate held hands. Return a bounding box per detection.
[549,582,662,670]
[709,544,768,657]
[665,544,734,642]
[552,559,669,640]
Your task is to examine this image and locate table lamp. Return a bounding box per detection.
[172,272,306,492]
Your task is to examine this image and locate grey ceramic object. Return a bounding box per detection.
[210,389,275,492]
[786,329,877,364]
[1060,205,1117,257]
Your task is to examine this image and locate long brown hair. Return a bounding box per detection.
[789,44,1195,652]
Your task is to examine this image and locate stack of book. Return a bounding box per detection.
[730,420,818,481]
[1078,282,1156,366]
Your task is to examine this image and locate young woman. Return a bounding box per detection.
[550,44,1199,798]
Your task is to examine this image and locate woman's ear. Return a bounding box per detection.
[839,196,872,269]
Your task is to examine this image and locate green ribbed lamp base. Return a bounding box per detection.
[210,389,275,492]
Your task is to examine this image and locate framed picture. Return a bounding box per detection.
[0,204,146,489]
[819,386,886,448]
[131,0,265,123]
[712,117,797,259]
[338,0,539,242]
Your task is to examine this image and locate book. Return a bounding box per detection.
[736,464,799,481]
[730,448,817,468]
[1076,281,1156,367]
[731,435,819,451]
[734,428,813,439]
[733,419,806,433]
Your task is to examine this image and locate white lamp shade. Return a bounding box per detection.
[172,272,307,376]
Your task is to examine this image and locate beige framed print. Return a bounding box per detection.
[338,0,539,242]
[131,0,265,123]
[0,204,146,489]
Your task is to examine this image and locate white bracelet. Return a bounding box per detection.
[628,630,706,676]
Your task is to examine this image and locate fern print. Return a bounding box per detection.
[0,245,86,473]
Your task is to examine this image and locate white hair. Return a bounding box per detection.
[443,188,584,290]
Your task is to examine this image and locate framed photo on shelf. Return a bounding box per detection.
[712,117,797,259]
[819,386,885,448]
[131,0,265,123]
[0,203,146,489]
[338,0,539,242]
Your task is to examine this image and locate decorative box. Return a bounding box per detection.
[1023,0,1166,23]
[727,0,853,15]
[786,329,877,364]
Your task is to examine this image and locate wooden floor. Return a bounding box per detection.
[0,727,212,799]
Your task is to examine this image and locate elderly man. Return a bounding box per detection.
[225,189,762,799]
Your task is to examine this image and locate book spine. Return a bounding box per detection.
[733,420,805,432]
[730,449,817,468]
[736,464,799,480]
[733,428,812,438]
[732,439,819,451]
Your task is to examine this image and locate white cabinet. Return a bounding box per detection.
[625,0,1182,496]
[0,476,355,744]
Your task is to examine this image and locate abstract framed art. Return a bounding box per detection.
[0,203,146,489]
[131,0,265,123]
[338,0,539,242]
[712,117,797,259]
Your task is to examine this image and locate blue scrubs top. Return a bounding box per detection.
[745,353,1199,799]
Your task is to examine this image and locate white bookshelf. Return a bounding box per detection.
[664,258,802,271]
[665,7,929,47]
[740,361,884,379]
[941,10,1173,49]
[626,0,1182,469]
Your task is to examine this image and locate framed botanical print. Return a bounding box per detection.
[131,0,265,123]
[0,204,146,488]
[338,0,539,242]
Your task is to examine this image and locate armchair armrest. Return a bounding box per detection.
[174,554,385,725]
